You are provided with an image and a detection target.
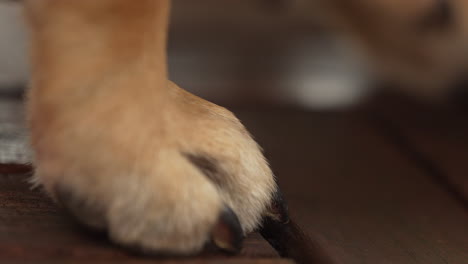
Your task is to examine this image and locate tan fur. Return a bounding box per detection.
[24,0,275,254]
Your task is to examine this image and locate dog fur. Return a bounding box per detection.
[24,0,276,254]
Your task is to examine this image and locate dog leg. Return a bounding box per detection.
[24,0,276,254]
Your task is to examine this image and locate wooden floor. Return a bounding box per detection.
[1,95,467,264]
[1,1,468,263]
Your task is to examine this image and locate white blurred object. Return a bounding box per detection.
[0,2,28,89]
[0,98,30,163]
[280,36,373,110]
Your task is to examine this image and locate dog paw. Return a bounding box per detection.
[29,81,277,255]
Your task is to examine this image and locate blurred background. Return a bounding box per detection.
[3,0,468,104]
[2,0,468,106]
[0,0,374,108]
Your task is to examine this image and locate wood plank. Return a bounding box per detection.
[237,108,468,264]
[367,94,468,204]
[2,106,468,263]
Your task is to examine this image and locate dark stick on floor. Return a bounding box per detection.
[260,218,333,264]
[259,189,333,264]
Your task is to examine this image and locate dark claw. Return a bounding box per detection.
[211,206,244,254]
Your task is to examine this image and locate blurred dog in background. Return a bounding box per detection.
[293,0,468,98]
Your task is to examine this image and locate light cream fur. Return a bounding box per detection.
[24,0,275,254]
